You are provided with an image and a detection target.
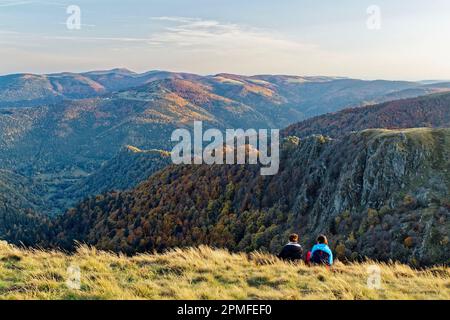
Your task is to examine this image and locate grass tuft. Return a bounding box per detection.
[0,242,448,300]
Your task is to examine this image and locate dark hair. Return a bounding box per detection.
[317,234,328,244]
[289,233,299,242]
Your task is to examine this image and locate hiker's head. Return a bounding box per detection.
[289,233,299,243]
[317,234,328,245]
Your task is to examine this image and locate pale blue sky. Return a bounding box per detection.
[1,0,449,80]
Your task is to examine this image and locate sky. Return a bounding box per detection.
[1,0,450,80]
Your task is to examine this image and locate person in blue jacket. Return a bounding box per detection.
[310,234,333,266]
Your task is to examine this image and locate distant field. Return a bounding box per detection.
[0,242,448,300]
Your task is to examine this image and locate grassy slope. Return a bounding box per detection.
[0,242,448,300]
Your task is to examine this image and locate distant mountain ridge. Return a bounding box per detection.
[0,69,200,107]
[1,68,450,110]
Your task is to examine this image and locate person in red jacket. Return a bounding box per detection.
[305,250,312,265]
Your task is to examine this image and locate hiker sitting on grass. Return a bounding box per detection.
[308,234,333,266]
[278,233,303,262]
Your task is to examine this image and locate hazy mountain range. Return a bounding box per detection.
[2,68,450,110]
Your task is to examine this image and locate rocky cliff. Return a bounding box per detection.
[50,128,450,265]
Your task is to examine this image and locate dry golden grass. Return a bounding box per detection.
[0,241,448,300]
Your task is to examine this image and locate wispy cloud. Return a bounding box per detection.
[44,35,159,45]
[0,0,66,7]
[150,16,200,24]
[28,16,313,53]
[147,16,314,52]
[0,0,33,7]
[0,15,323,75]
[32,16,312,53]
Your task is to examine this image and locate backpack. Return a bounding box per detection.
[311,249,330,265]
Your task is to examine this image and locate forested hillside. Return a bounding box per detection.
[284,92,450,138]
[0,170,51,245]
[54,146,171,210]
[49,128,450,265]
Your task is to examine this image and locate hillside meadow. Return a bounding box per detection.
[0,242,448,300]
